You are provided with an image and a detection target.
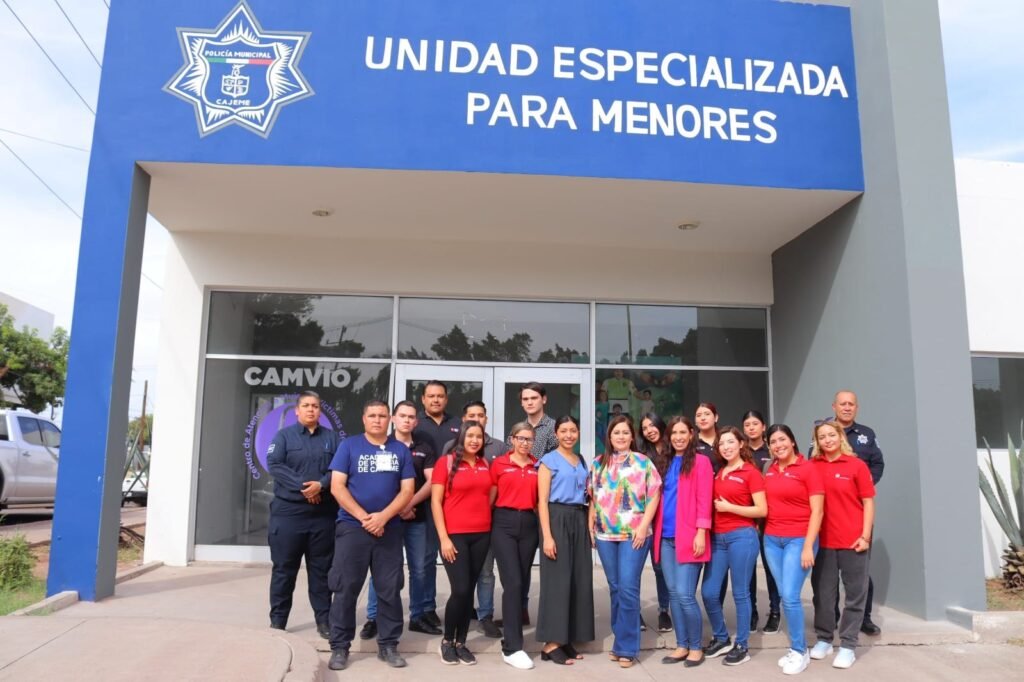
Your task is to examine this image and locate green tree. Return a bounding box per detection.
[127,413,154,447]
[0,304,69,414]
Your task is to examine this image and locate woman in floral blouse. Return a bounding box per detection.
[588,414,662,668]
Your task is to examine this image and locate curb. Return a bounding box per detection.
[8,590,78,616]
[115,561,164,584]
[947,606,1024,642]
[272,630,323,682]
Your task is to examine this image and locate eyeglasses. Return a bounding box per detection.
[512,436,535,443]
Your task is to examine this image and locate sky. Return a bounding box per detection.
[0,0,1022,420]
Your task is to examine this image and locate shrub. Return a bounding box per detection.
[0,535,35,590]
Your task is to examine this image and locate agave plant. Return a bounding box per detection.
[978,425,1024,591]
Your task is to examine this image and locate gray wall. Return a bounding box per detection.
[771,0,986,619]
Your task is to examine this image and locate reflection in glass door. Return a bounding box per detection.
[493,368,593,460]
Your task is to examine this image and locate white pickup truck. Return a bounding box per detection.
[0,409,61,507]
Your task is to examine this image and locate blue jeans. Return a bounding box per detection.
[763,534,819,654]
[702,526,760,647]
[659,539,705,650]
[367,521,427,620]
[476,549,495,619]
[596,537,651,658]
[651,553,669,611]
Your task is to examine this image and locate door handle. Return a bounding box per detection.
[21,451,31,457]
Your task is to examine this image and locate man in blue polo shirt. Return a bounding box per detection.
[327,400,415,671]
[265,390,340,638]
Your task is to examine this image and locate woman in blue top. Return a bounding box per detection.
[536,416,594,665]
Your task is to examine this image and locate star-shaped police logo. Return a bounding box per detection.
[164,1,313,137]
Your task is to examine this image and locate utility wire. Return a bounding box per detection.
[100,0,109,9]
[53,0,102,67]
[0,126,89,152]
[0,136,82,219]
[1,0,96,115]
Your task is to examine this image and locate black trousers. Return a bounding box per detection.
[750,531,781,618]
[536,503,595,644]
[328,522,404,650]
[442,531,491,643]
[268,513,334,626]
[491,508,539,653]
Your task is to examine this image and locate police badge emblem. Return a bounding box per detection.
[164,1,313,137]
[857,434,869,445]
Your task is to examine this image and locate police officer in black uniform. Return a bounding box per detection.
[266,390,341,638]
[832,389,885,636]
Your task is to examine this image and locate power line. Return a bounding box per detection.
[1,0,96,115]
[100,0,109,9]
[141,272,163,291]
[0,126,89,152]
[53,0,102,67]
[0,135,82,219]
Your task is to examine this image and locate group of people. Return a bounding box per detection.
[266,382,884,675]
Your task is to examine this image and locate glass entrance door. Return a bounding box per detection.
[393,364,494,440]
[394,365,593,459]
[493,367,593,459]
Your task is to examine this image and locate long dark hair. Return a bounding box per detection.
[553,415,582,464]
[715,425,754,468]
[446,420,485,492]
[640,412,669,477]
[665,415,698,477]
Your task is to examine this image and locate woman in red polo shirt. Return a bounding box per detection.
[763,424,824,676]
[431,420,494,666]
[700,426,767,666]
[490,422,540,670]
[808,420,876,670]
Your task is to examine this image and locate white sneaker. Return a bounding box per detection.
[832,647,856,669]
[778,649,801,667]
[503,650,535,670]
[810,641,834,660]
[782,650,811,675]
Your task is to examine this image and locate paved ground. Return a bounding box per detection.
[0,562,1019,680]
[317,644,1024,681]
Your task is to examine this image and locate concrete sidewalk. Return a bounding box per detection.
[0,562,1016,681]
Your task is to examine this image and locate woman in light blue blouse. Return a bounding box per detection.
[536,416,594,665]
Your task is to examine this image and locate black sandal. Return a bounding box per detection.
[541,647,573,665]
[561,644,583,660]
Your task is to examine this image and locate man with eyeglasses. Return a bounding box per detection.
[442,400,509,638]
[827,390,885,636]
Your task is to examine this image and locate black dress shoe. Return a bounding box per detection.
[328,649,350,671]
[861,618,881,636]
[360,619,378,640]
[269,621,286,631]
[316,622,330,639]
[424,610,442,627]
[409,616,442,635]
[478,616,502,638]
[378,645,407,668]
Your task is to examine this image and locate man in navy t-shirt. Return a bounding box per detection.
[327,400,415,671]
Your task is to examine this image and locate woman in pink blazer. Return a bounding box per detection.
[652,416,714,667]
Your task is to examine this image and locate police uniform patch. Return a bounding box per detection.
[857,434,869,445]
